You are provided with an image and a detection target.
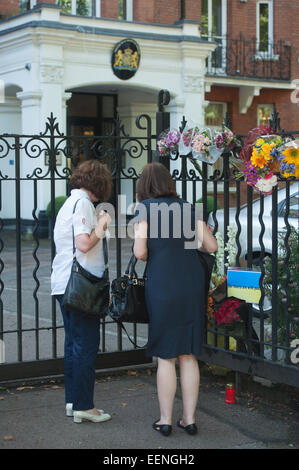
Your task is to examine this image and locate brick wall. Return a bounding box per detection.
[185,0,201,23]
[0,0,19,18]
[134,0,155,23]
[100,0,119,19]
[227,0,256,39]
[205,85,299,135]
[111,0,201,25]
[149,0,181,25]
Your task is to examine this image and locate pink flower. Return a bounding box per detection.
[263,171,274,180]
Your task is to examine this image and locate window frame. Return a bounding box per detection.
[202,0,227,74]
[256,0,274,56]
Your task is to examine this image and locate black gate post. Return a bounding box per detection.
[155,89,170,168]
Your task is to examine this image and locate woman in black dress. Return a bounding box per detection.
[133,163,218,436]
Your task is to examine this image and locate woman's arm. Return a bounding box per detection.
[75,211,111,254]
[197,220,218,253]
[133,221,148,261]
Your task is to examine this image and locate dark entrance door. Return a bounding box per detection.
[67,92,117,169]
[67,92,118,204]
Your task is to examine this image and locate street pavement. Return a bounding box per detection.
[0,364,298,450]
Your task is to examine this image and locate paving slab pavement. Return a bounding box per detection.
[0,367,298,451]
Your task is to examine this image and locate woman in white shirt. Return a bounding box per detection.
[51,160,112,424]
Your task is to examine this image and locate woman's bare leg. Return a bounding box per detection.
[155,357,177,425]
[178,354,200,426]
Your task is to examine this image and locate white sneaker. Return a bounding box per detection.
[73,410,111,424]
[66,403,104,417]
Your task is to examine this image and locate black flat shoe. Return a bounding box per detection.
[177,420,198,435]
[152,420,172,436]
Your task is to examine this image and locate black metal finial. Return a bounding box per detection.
[269,106,281,133]
[222,112,232,130]
[179,116,187,134]
[158,90,170,112]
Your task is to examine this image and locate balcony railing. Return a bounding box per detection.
[204,34,291,81]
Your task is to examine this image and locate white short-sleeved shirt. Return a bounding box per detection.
[51,188,107,295]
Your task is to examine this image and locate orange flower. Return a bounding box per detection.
[250,149,267,168]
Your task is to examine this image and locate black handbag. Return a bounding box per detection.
[108,254,149,348]
[62,199,110,318]
[108,255,149,323]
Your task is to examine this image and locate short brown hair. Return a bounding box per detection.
[70,160,112,202]
[137,162,179,201]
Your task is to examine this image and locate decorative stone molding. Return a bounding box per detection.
[183,75,204,93]
[40,65,64,84]
[239,86,261,114]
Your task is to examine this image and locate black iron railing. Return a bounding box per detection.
[0,92,298,387]
[205,34,292,81]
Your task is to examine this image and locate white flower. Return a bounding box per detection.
[255,175,278,193]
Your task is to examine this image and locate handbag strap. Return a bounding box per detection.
[116,320,148,349]
[72,198,109,275]
[125,253,147,279]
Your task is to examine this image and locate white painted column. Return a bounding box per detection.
[39,64,70,211]
[126,0,133,21]
[16,90,43,222]
[71,0,76,15]
[95,0,101,17]
[0,97,22,221]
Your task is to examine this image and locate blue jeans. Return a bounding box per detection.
[56,295,101,411]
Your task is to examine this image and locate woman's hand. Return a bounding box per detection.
[76,211,111,254]
[97,210,112,232]
[198,220,218,253]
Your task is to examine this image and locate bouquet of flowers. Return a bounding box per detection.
[184,127,223,164]
[234,126,299,195]
[280,140,299,178]
[157,129,181,156]
[191,130,211,155]
[158,124,239,166]
[215,127,240,152]
[214,297,244,325]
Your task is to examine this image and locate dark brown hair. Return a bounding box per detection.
[137,162,179,201]
[70,159,112,202]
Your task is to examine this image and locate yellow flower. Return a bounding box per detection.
[255,138,265,146]
[282,147,299,165]
[260,143,275,161]
[251,149,267,168]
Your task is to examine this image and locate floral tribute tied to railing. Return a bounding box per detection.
[157,125,241,174]
[232,125,299,195]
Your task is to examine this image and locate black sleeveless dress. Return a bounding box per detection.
[135,197,206,359]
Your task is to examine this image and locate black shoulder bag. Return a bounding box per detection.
[108,254,149,348]
[62,199,110,318]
